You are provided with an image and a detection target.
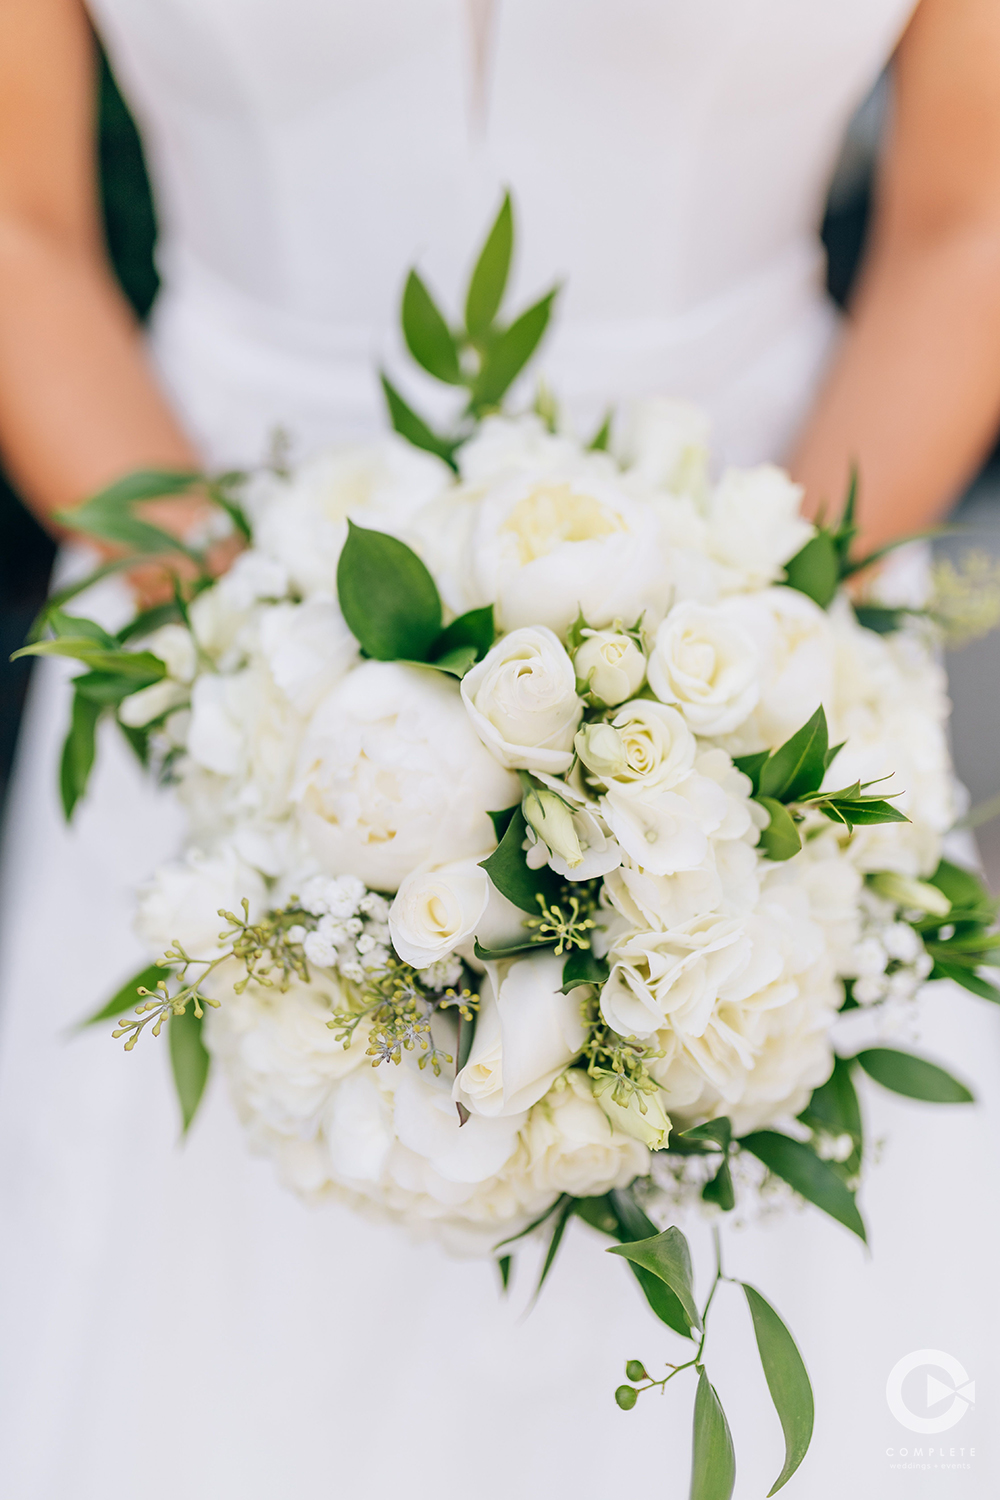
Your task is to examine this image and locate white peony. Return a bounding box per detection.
[461,626,582,773]
[295,661,518,891]
[388,857,525,968]
[136,845,266,960]
[256,597,358,716]
[647,601,759,735]
[454,951,589,1117]
[250,439,448,597]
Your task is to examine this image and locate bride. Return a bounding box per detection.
[1,2,999,1496]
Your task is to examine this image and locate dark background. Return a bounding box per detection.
[2,56,998,876]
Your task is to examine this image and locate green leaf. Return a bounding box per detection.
[479,807,561,914]
[742,1284,814,1495]
[73,670,162,705]
[402,269,462,384]
[473,935,544,961]
[28,555,166,643]
[607,1188,694,1339]
[534,1193,575,1298]
[759,707,829,802]
[930,959,1000,1002]
[573,1194,619,1236]
[929,859,995,921]
[783,531,840,609]
[733,750,769,796]
[13,638,168,679]
[380,373,459,469]
[497,1254,513,1292]
[471,288,558,411]
[824,798,909,828]
[588,408,614,452]
[47,609,116,647]
[493,1192,571,1251]
[464,191,513,337]
[81,961,164,1026]
[59,692,101,820]
[852,603,909,635]
[690,1368,736,1500]
[756,798,802,862]
[336,520,443,662]
[118,719,151,767]
[854,1048,973,1103]
[487,805,518,842]
[560,948,610,993]
[55,469,204,561]
[116,601,185,643]
[169,1005,211,1134]
[432,605,495,665]
[417,645,478,678]
[608,1226,701,1335]
[701,1157,735,1211]
[740,1131,867,1242]
[206,477,253,542]
[798,1055,862,1166]
[456,1005,477,1074]
[680,1117,732,1151]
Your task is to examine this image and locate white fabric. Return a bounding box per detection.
[2,2,999,1496]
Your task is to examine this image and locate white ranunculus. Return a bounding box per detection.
[574,629,647,706]
[249,439,448,597]
[720,587,835,751]
[705,465,814,593]
[136,845,266,960]
[295,661,518,891]
[469,468,673,636]
[256,597,358,716]
[388,858,525,969]
[461,626,582,774]
[647,602,759,736]
[454,951,588,1117]
[521,1069,650,1199]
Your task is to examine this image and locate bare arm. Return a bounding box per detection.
[0,0,199,531]
[790,0,1000,553]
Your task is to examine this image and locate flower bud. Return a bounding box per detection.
[592,1072,671,1150]
[868,872,951,918]
[575,721,628,781]
[574,630,646,706]
[522,787,584,870]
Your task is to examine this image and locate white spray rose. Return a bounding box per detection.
[525,796,622,881]
[574,629,647,706]
[591,1073,671,1150]
[454,951,588,1117]
[521,1070,650,1199]
[295,661,518,891]
[136,845,266,961]
[461,626,582,774]
[647,602,759,736]
[575,721,629,780]
[706,465,814,593]
[388,858,525,969]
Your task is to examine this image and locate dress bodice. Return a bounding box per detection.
[86,0,916,465]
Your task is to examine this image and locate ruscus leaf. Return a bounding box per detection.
[432,605,495,665]
[759,707,829,802]
[464,191,513,337]
[559,948,610,993]
[783,531,839,609]
[756,798,802,862]
[680,1117,732,1152]
[854,1048,973,1103]
[701,1158,735,1211]
[690,1368,736,1500]
[742,1284,814,1495]
[471,287,558,410]
[607,1191,693,1339]
[336,520,443,662]
[479,807,561,914]
[402,269,462,384]
[59,692,101,821]
[81,962,164,1026]
[607,1226,701,1335]
[380,373,459,468]
[740,1130,867,1242]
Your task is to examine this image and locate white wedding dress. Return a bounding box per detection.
[2,3,999,1497]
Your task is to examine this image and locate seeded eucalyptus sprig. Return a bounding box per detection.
[382,192,561,469]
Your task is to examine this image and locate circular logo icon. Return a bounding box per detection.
[886,1350,976,1434]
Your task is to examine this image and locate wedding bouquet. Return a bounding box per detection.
[22,199,1000,1498]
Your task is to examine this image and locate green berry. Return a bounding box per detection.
[625,1360,648,1383]
[615,1384,638,1410]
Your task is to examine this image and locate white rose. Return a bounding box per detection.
[295,661,518,891]
[461,626,582,774]
[390,1064,526,1183]
[135,845,266,960]
[721,587,835,750]
[574,629,647,706]
[521,1069,650,1198]
[706,465,813,593]
[469,469,672,636]
[249,439,447,597]
[388,858,525,968]
[598,700,697,796]
[454,951,588,1117]
[647,602,759,735]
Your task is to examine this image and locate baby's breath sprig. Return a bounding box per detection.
[112,897,313,1050]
